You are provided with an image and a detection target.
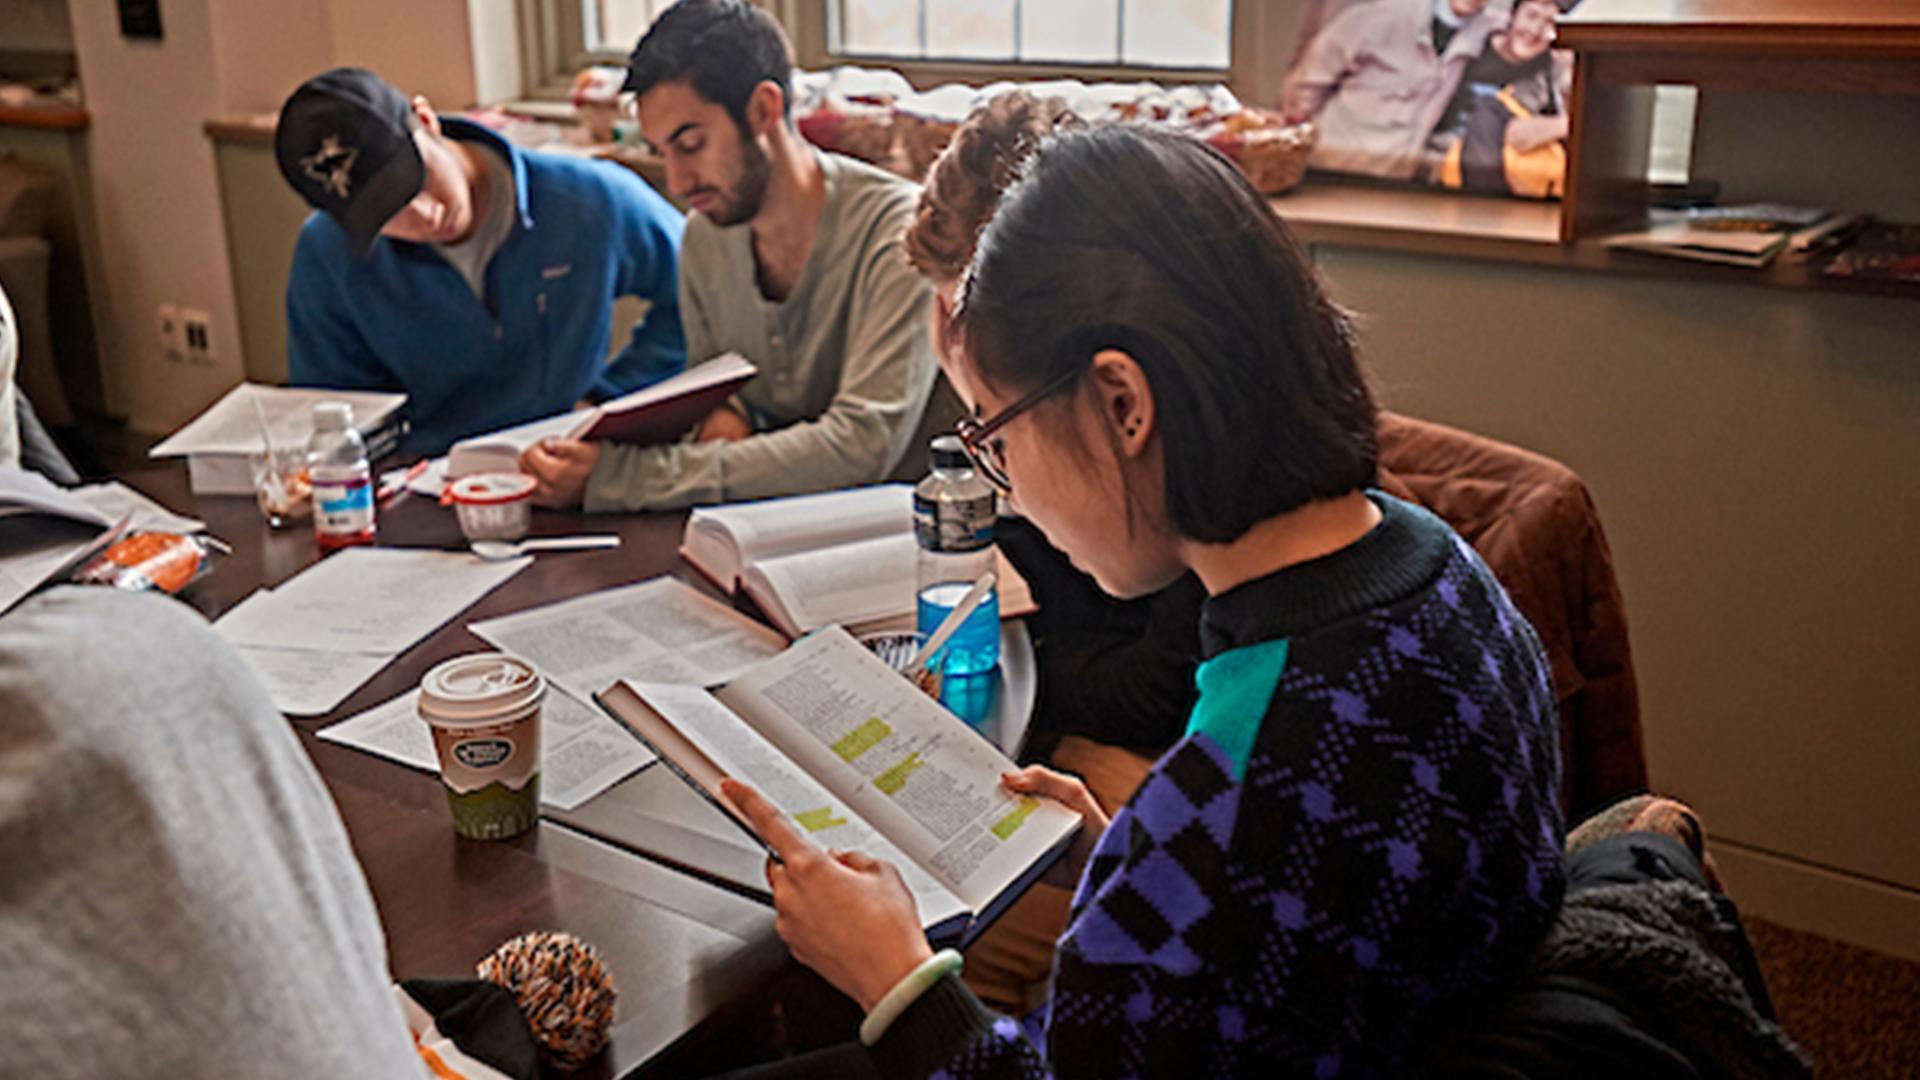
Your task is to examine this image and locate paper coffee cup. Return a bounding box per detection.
[418,653,545,840]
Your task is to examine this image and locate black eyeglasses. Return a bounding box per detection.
[953,365,1084,494]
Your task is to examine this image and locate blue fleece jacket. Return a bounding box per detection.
[286,119,685,455]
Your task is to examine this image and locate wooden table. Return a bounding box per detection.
[126,464,796,1078]
[124,463,1036,1075]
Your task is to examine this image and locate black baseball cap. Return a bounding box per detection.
[274,68,425,258]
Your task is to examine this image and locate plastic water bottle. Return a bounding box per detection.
[915,435,999,676]
[308,401,376,550]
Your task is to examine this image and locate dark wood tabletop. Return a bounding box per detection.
[122,464,798,1078]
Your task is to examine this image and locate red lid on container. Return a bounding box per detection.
[445,472,537,506]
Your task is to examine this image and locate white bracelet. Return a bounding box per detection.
[858,948,965,1046]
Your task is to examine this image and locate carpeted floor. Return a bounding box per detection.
[1745,916,1920,1077]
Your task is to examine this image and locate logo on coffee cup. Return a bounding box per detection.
[453,738,515,769]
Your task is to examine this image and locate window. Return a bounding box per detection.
[517,0,1291,104]
[833,0,1233,71]
[587,0,669,54]
[517,0,669,98]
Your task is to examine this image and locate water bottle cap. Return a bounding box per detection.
[312,401,354,431]
[930,434,970,470]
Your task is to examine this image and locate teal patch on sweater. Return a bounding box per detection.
[1184,639,1290,781]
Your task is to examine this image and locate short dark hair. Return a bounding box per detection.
[955,126,1378,544]
[625,0,795,130]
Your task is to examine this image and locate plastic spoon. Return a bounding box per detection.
[471,535,623,560]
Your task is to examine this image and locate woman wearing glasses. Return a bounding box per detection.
[721,123,1564,1077]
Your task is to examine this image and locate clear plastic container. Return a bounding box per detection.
[445,473,536,542]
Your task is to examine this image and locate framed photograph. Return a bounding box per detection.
[1281,0,1581,199]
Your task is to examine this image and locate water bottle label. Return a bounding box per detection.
[313,473,373,536]
[914,492,994,552]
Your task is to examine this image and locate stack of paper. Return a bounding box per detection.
[214,547,530,716]
[151,383,407,494]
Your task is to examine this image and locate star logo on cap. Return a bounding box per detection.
[301,135,359,201]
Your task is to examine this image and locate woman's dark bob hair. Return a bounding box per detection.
[953,125,1378,545]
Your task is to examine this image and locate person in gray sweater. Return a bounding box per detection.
[522,0,942,512]
[0,587,425,1078]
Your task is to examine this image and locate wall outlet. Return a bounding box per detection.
[181,308,215,365]
[156,303,183,358]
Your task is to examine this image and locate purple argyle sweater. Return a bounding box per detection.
[870,494,1565,1078]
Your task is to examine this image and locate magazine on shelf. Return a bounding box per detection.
[1823,222,1920,284]
[444,353,757,480]
[1601,204,1853,269]
[594,625,1080,945]
[679,484,1036,638]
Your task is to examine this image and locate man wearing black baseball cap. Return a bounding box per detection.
[276,68,687,455]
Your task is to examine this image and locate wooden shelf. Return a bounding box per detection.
[1560,0,1920,56]
[0,103,88,131]
[204,112,276,146]
[1273,178,1566,261]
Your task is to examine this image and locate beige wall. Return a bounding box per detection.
[1314,244,1920,961]
[61,0,483,435]
[68,0,248,431]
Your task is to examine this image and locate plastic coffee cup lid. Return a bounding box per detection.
[419,653,546,725]
[446,472,538,506]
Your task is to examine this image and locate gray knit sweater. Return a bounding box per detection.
[0,587,423,1078]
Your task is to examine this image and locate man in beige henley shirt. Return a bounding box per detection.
[521,0,939,512]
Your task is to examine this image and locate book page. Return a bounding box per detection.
[743,532,917,637]
[0,469,112,527]
[469,576,784,702]
[717,627,1078,911]
[214,548,531,656]
[625,680,969,930]
[684,484,912,586]
[447,408,589,480]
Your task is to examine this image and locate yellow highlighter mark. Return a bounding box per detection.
[873,753,924,795]
[831,717,892,764]
[990,797,1041,840]
[794,806,849,833]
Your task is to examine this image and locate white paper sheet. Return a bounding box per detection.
[150,383,406,457]
[318,686,655,811]
[215,548,530,656]
[232,645,394,716]
[70,482,206,535]
[468,575,784,701]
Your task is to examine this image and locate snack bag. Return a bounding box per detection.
[69,531,229,595]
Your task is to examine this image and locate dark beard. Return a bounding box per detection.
[708,132,771,227]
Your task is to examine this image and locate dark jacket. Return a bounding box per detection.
[1376,411,1646,819]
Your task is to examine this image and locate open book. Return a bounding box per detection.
[0,470,130,612]
[595,625,1079,945]
[680,484,1035,638]
[444,353,757,480]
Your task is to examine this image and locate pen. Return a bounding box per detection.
[377,459,430,506]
